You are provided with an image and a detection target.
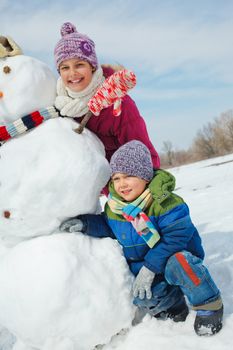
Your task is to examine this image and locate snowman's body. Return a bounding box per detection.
[0,52,134,350]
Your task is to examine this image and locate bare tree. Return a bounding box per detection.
[192,123,218,159]
[160,109,233,168]
[217,110,233,150]
[162,141,174,166]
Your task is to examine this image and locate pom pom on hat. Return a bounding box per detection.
[54,22,98,70]
[110,141,154,181]
[60,22,77,36]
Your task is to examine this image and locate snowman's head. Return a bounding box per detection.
[0,36,56,124]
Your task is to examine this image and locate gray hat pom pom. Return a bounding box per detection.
[60,22,77,37]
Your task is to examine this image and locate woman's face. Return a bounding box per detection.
[59,58,94,92]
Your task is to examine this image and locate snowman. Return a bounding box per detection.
[0,36,134,350]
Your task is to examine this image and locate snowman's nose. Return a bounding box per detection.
[0,91,3,98]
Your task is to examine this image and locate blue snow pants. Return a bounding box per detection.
[133,250,221,315]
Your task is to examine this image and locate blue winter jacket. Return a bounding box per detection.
[79,170,205,276]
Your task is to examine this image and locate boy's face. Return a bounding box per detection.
[59,58,93,92]
[111,172,148,202]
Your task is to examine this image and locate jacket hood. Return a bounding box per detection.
[149,169,176,204]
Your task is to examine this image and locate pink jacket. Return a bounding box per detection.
[74,67,160,169]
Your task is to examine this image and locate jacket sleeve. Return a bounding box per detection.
[112,96,160,169]
[143,203,198,274]
[78,213,115,239]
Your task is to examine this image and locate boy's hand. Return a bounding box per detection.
[60,218,84,233]
[133,266,155,300]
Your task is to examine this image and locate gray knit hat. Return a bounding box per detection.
[110,141,154,181]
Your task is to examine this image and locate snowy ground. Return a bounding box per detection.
[0,151,233,350]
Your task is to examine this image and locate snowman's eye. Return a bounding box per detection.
[3,65,11,74]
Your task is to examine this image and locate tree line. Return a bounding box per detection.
[160,109,233,168]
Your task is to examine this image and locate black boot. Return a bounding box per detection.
[194,305,223,336]
[154,297,189,322]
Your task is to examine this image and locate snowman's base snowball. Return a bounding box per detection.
[0,233,135,350]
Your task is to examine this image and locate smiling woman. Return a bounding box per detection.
[53,21,160,171]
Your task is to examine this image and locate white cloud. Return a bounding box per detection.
[1,1,233,84]
[131,85,233,102]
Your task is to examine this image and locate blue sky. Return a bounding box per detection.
[1,0,233,152]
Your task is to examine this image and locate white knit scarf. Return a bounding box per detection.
[55,66,105,118]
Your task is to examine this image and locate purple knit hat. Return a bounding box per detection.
[110,141,154,181]
[54,22,98,70]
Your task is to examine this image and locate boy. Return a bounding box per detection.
[60,140,223,336]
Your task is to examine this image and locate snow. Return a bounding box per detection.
[0,52,233,350]
[0,234,134,350]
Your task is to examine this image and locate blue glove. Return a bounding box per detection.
[60,218,84,233]
[133,266,155,300]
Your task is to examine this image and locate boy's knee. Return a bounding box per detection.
[165,251,204,286]
[165,251,184,270]
[166,251,197,270]
[165,251,195,283]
